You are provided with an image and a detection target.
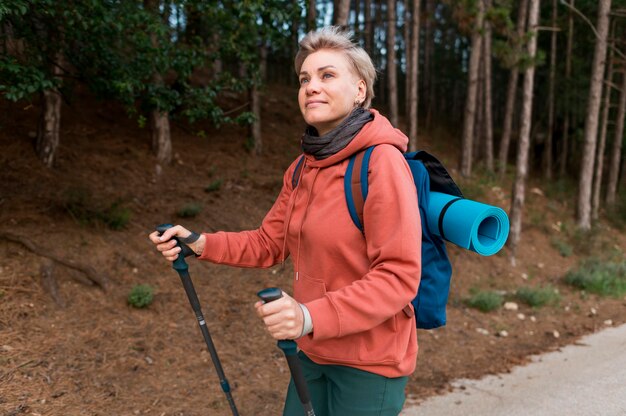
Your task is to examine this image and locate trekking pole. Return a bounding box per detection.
[156,224,239,416]
[257,287,316,416]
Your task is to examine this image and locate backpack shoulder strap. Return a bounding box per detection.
[291,155,305,189]
[344,146,376,233]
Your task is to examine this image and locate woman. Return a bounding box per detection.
[149,26,421,415]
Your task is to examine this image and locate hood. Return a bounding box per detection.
[304,109,409,168]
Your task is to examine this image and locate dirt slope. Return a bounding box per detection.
[1,86,624,415]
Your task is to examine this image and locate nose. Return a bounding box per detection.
[305,77,321,95]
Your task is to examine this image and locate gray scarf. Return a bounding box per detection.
[301,107,374,160]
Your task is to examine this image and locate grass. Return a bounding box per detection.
[127,284,154,308]
[204,179,223,193]
[515,285,560,308]
[564,258,626,298]
[176,202,202,218]
[466,290,503,312]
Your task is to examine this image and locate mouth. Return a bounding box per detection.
[305,100,327,108]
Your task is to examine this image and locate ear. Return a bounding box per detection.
[356,79,367,103]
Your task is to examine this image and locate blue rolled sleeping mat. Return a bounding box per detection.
[426,192,510,256]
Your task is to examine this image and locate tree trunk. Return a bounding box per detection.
[460,0,485,177]
[424,0,435,130]
[508,0,540,264]
[355,0,361,34]
[375,0,385,105]
[364,0,373,54]
[560,0,575,177]
[404,2,411,118]
[498,0,528,177]
[408,0,420,151]
[145,0,172,166]
[150,109,172,166]
[592,37,614,220]
[308,0,317,32]
[483,0,494,172]
[606,64,626,206]
[386,0,398,127]
[249,83,262,155]
[36,52,64,168]
[576,0,611,231]
[544,0,557,179]
[474,52,485,163]
[334,0,350,27]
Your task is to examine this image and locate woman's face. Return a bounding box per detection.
[298,49,366,136]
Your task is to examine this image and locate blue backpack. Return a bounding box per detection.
[292,146,462,329]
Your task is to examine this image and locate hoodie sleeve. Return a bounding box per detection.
[305,145,422,339]
[197,158,299,268]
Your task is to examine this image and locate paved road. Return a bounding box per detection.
[401,324,626,416]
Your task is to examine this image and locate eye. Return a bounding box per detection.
[322,72,334,79]
[299,77,309,85]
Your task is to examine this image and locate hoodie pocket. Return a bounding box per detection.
[293,272,327,304]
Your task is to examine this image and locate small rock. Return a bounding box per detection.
[132,268,139,274]
[476,328,490,336]
[552,330,560,338]
[1,345,14,352]
[528,330,534,336]
[564,306,570,312]
[521,273,529,280]
[530,316,537,322]
[590,307,597,316]
[145,356,153,365]
[537,263,544,269]
[517,313,526,320]
[530,187,544,196]
[498,330,509,338]
[604,320,613,326]
[551,222,562,232]
[504,302,519,311]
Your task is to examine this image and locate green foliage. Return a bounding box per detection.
[564,258,626,298]
[204,179,223,193]
[177,202,202,218]
[466,290,503,312]
[0,0,298,130]
[606,191,626,230]
[127,284,154,309]
[515,285,560,308]
[100,201,132,230]
[62,187,130,230]
[551,238,573,257]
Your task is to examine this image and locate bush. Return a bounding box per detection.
[515,285,560,308]
[62,187,131,230]
[128,284,154,308]
[466,290,503,312]
[177,202,202,218]
[551,238,573,257]
[204,179,223,193]
[100,201,131,230]
[564,258,626,298]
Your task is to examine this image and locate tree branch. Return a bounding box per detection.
[0,231,109,291]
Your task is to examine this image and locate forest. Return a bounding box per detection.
[1,1,626,415]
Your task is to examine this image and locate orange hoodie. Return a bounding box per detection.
[200,109,421,377]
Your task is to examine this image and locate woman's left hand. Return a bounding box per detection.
[255,291,304,340]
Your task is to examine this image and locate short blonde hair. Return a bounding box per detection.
[294,26,376,109]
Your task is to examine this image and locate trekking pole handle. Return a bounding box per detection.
[155,223,191,272]
[257,287,316,416]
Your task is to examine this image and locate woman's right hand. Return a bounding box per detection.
[148,225,206,262]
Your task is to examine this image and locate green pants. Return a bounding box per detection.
[282,352,408,416]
